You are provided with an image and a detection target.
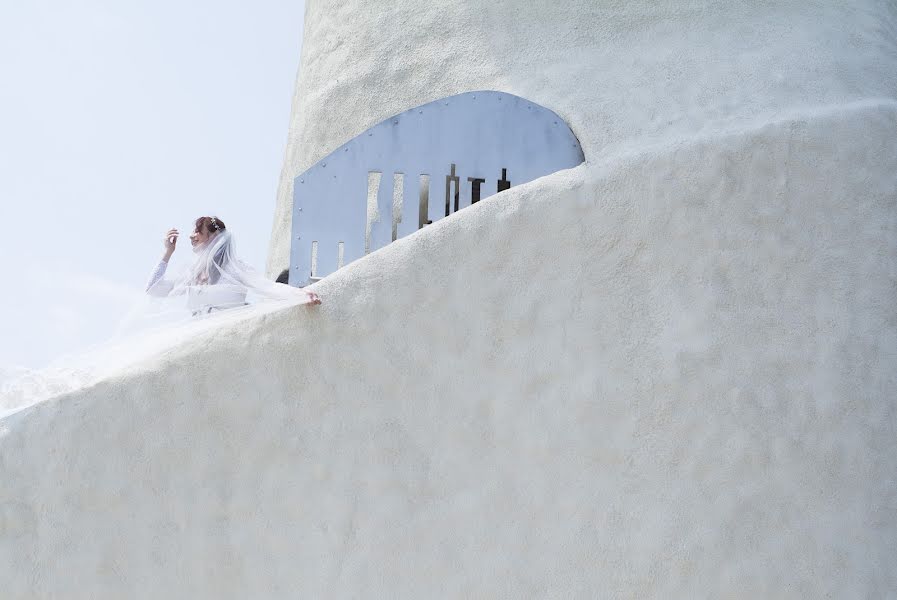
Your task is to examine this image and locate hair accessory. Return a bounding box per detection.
[210,216,220,231]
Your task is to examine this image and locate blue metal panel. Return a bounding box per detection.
[290,91,584,285]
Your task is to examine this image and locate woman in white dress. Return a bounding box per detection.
[1,216,320,414]
[0,216,320,415]
[146,215,320,313]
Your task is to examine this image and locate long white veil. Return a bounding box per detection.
[119,225,318,341]
[1,227,315,416]
[146,229,309,312]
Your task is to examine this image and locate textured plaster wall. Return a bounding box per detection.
[268,0,897,273]
[2,1,897,598]
[2,103,896,597]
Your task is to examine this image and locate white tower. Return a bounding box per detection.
[2,2,896,597]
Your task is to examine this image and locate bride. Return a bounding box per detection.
[146,215,320,313]
[0,216,320,415]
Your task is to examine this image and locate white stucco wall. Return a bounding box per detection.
[2,103,896,597]
[267,0,897,274]
[2,1,897,598]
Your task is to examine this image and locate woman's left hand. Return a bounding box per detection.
[306,291,321,305]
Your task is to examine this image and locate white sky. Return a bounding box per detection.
[0,0,306,369]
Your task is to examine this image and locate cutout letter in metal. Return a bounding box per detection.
[445,163,460,217]
[497,168,511,193]
[290,90,584,285]
[468,177,485,204]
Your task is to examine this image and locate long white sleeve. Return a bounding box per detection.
[145,260,173,296]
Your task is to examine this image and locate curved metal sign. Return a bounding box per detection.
[290,90,584,285]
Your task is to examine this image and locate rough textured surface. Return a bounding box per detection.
[2,103,896,597]
[3,1,897,598]
[268,0,897,274]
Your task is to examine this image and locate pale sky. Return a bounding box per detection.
[0,0,306,369]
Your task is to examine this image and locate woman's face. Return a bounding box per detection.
[189,225,211,251]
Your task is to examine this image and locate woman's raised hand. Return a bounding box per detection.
[162,228,179,260]
[306,291,322,305]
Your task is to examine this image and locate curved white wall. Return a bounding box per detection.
[268,0,897,273]
[2,1,896,597]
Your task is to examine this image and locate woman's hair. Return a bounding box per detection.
[194,216,228,284]
[195,215,226,235]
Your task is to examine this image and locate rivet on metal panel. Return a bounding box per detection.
[299,179,304,183]
[344,147,349,151]
[554,121,558,125]
[298,207,303,212]
[419,110,423,114]
[322,162,327,167]
[368,132,373,136]
[393,119,398,124]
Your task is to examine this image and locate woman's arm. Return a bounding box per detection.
[146,228,178,295]
[145,260,169,293]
